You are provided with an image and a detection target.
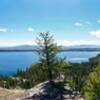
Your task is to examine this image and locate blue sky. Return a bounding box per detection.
[0,0,100,46]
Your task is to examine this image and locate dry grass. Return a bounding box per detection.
[0,88,28,100]
[0,89,11,97]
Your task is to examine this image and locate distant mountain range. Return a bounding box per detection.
[0,45,37,51]
[0,45,100,51]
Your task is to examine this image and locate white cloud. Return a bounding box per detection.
[89,30,100,38]
[97,19,100,23]
[28,27,34,32]
[74,22,83,27]
[74,21,91,27]
[0,28,8,32]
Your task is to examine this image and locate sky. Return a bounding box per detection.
[0,0,100,46]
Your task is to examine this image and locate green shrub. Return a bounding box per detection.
[83,64,100,100]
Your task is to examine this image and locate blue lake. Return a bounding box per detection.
[0,51,100,76]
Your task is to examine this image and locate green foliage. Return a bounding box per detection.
[16,64,47,89]
[55,80,69,90]
[65,63,85,91]
[4,77,17,89]
[83,64,100,100]
[65,54,100,93]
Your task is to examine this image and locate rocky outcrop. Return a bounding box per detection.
[0,82,85,100]
[25,82,85,100]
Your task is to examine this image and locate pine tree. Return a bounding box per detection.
[36,32,62,84]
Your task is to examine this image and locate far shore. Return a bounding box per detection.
[0,49,100,52]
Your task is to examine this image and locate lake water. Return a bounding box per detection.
[0,51,100,76]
